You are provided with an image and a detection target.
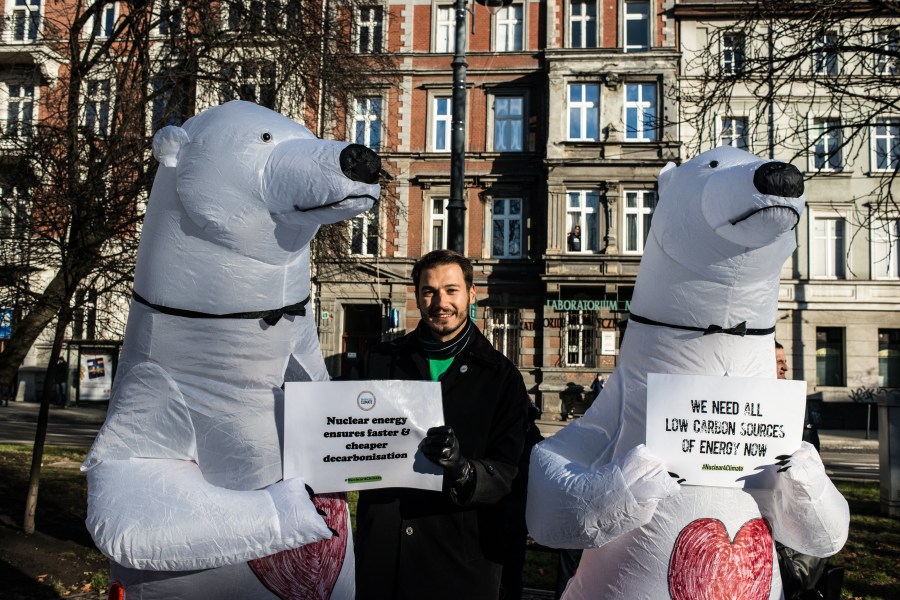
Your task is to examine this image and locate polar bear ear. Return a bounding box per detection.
[152,126,191,168]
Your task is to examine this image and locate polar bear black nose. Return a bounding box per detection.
[340,144,381,185]
[753,161,804,198]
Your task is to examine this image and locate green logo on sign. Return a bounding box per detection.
[346,475,383,484]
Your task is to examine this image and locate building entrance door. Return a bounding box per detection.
[341,304,382,377]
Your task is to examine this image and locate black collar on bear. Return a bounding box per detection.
[628,313,774,337]
[132,292,309,326]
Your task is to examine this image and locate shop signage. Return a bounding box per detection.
[545,299,631,312]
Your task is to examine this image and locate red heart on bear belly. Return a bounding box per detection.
[669,517,773,600]
[248,493,348,600]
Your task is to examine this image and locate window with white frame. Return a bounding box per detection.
[432,96,452,152]
[156,0,181,35]
[623,190,656,254]
[719,116,747,150]
[871,219,899,279]
[354,96,382,150]
[487,307,520,363]
[493,95,524,152]
[88,1,117,38]
[357,5,383,53]
[569,0,597,48]
[567,83,599,141]
[84,78,111,136]
[811,118,842,172]
[495,3,523,51]
[722,32,745,74]
[623,0,649,52]
[430,197,448,250]
[492,197,524,258]
[872,118,900,172]
[151,73,187,129]
[624,83,657,141]
[565,310,595,367]
[435,5,455,53]
[812,216,846,279]
[221,62,276,108]
[11,0,41,42]
[875,29,899,75]
[0,183,29,237]
[566,190,600,253]
[350,209,378,256]
[814,31,839,75]
[4,83,34,140]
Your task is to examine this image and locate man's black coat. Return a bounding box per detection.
[353,325,530,600]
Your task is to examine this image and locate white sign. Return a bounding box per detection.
[601,331,617,355]
[283,380,445,494]
[645,373,807,488]
[79,352,114,401]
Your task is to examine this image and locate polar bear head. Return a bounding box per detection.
[151,100,380,263]
[653,146,805,275]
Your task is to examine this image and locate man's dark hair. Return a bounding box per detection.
[775,340,784,350]
[412,249,474,294]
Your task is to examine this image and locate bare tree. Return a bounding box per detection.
[676,0,900,228]
[0,0,394,534]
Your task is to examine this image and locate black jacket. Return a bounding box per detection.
[353,325,530,600]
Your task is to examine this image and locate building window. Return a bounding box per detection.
[874,29,899,75]
[624,83,657,141]
[4,83,34,140]
[567,83,599,141]
[221,62,276,109]
[816,327,844,387]
[84,79,112,136]
[350,210,378,256]
[811,118,842,172]
[623,190,656,254]
[719,116,747,149]
[565,311,595,367]
[495,3,523,51]
[722,32,745,74]
[871,219,899,279]
[879,329,900,388]
[11,0,41,42]
[432,96,452,152]
[89,1,117,38]
[623,0,649,52]
[492,197,523,258]
[435,5,455,53]
[493,96,524,152]
[0,184,29,237]
[566,190,600,253]
[872,118,900,172]
[812,216,845,279]
[430,197,448,250]
[569,0,597,48]
[151,74,188,129]
[357,5,383,53]
[156,0,181,35]
[487,307,520,363]
[814,31,839,75]
[354,96,382,150]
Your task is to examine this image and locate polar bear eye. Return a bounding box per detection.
[261,132,272,142]
[709,160,719,168]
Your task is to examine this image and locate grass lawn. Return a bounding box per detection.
[0,445,896,598]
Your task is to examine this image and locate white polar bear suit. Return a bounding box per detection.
[82,101,381,600]
[526,147,850,600]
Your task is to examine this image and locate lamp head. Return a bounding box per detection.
[475,0,514,15]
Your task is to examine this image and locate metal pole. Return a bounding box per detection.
[448,0,468,254]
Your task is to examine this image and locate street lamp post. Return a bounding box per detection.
[447,0,512,254]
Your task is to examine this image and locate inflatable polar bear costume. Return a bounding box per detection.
[82,101,380,599]
[526,146,850,600]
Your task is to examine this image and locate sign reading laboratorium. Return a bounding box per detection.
[283,380,445,494]
[645,373,807,488]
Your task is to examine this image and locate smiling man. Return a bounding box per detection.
[352,249,530,600]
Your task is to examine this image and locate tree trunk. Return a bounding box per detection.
[23,311,71,534]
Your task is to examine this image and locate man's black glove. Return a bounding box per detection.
[422,425,471,485]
